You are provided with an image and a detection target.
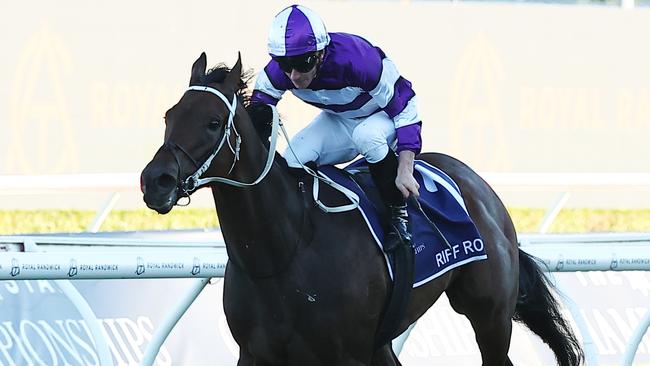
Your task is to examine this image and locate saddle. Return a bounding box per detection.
[316,159,488,348]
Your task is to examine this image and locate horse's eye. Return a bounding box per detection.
[208,120,220,130]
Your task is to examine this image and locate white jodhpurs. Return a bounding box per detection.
[283,111,397,168]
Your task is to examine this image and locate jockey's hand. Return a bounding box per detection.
[395,150,420,198]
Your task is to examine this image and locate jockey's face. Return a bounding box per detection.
[275,51,324,89]
[287,65,317,89]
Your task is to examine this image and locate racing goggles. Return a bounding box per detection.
[274,52,319,73]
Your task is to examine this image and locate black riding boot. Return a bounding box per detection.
[369,152,412,252]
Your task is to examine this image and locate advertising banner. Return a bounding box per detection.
[0,271,648,365]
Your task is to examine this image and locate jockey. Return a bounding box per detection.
[249,4,421,251]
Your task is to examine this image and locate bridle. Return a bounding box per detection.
[175,85,281,197]
[170,84,359,213]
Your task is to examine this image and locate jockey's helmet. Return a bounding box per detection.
[267,5,330,57]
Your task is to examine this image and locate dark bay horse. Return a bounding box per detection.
[140,53,584,366]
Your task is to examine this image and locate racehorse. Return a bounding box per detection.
[140,53,584,366]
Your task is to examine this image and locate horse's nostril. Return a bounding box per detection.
[155,174,177,191]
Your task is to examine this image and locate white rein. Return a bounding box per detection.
[181,85,359,213]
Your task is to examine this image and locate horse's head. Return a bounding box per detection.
[141,52,247,214]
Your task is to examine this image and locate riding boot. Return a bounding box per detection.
[368,152,412,252]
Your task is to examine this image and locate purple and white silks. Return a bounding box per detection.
[253,32,422,154]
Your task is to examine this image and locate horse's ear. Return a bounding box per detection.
[224,52,242,91]
[189,52,207,86]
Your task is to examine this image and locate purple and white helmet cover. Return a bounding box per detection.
[267,5,331,57]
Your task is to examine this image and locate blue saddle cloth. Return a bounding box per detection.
[319,159,487,288]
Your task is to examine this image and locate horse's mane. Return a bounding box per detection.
[202,64,254,107]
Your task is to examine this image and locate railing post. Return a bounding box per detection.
[621,308,650,366]
[140,277,211,366]
[538,192,571,234]
[88,192,121,233]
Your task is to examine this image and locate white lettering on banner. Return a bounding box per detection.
[578,307,650,356]
[414,244,426,255]
[0,322,30,365]
[105,318,139,365]
[592,310,626,355]
[575,272,650,296]
[115,319,144,361]
[4,282,19,295]
[403,305,478,357]
[0,326,13,366]
[39,320,83,364]
[576,272,611,287]
[472,239,484,251]
[0,317,173,366]
[20,320,56,365]
[624,273,650,296]
[608,308,649,354]
[65,320,99,366]
[462,240,473,254]
[435,239,483,267]
[1,281,60,298]
[37,280,57,294]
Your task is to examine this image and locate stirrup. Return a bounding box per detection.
[384,208,412,252]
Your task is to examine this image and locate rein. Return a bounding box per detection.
[176,84,360,213]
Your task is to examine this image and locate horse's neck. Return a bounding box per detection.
[211,125,305,278]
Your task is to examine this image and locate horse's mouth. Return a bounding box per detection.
[143,191,178,215]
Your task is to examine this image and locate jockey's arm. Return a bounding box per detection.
[364,55,422,198]
[396,150,420,198]
[393,121,422,198]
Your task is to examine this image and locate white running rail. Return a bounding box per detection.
[0,233,648,366]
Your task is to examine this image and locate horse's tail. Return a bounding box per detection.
[514,249,585,366]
